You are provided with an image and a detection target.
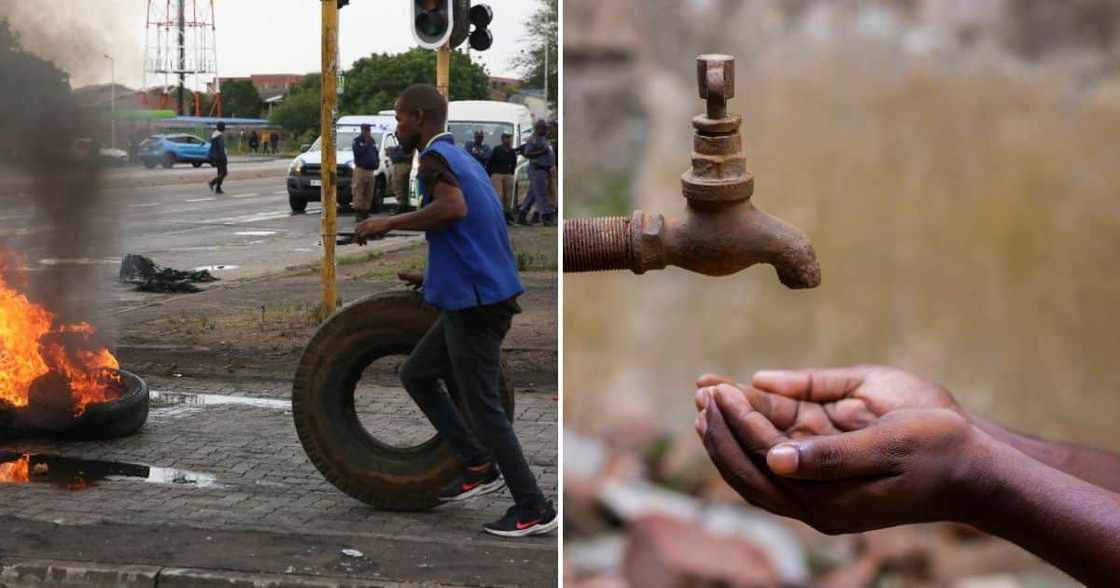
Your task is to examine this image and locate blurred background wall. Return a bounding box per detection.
[563,0,1120,451]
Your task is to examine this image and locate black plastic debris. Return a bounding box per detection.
[119,254,219,293]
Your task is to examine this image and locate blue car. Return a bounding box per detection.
[139,134,213,169]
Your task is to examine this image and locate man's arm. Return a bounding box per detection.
[697,386,1120,587]
[974,437,1120,586]
[973,418,1120,494]
[522,140,547,158]
[386,181,466,232]
[355,181,466,242]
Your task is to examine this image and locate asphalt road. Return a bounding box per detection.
[0,161,422,308]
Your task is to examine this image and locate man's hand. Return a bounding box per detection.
[696,366,964,436]
[695,384,990,534]
[398,271,423,291]
[354,217,394,245]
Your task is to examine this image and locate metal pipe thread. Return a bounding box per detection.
[563,217,633,273]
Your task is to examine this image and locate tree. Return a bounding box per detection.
[0,21,79,160]
[340,48,490,115]
[219,79,262,119]
[511,0,558,110]
[269,74,321,143]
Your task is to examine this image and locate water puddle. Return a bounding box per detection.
[0,452,219,490]
[150,390,290,410]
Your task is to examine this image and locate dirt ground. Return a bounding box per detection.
[114,226,558,393]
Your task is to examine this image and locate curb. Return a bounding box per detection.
[0,558,474,588]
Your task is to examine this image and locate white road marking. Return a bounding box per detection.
[39,257,121,266]
[207,207,323,224]
[235,231,277,236]
[232,192,260,199]
[186,197,217,203]
[192,264,240,272]
[129,202,161,208]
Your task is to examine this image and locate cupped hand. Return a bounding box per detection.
[696,365,964,436]
[696,384,989,534]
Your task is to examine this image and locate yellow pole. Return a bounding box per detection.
[320,0,339,317]
[436,43,450,100]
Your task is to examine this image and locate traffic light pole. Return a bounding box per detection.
[320,0,339,317]
[436,43,450,100]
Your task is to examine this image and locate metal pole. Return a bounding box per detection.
[320,0,339,317]
[544,42,549,104]
[177,0,185,115]
[436,43,450,100]
[105,54,116,149]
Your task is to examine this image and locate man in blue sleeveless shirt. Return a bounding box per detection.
[355,84,556,538]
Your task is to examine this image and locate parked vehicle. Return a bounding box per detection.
[447,101,536,200]
[71,138,129,166]
[286,115,404,214]
[138,134,213,169]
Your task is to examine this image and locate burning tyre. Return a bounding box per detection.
[1,253,148,439]
[292,290,514,512]
[0,369,149,440]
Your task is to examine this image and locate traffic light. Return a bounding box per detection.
[467,4,493,51]
[449,2,492,51]
[412,0,453,49]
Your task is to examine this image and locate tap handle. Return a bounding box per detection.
[697,54,735,120]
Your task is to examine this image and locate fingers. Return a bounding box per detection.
[752,367,872,403]
[701,397,796,515]
[710,384,788,456]
[696,373,738,388]
[766,425,899,481]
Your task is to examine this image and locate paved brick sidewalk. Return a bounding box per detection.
[0,377,557,587]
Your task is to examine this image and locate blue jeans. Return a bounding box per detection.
[519,167,554,216]
[399,298,545,509]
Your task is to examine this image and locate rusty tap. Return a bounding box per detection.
[564,54,822,289]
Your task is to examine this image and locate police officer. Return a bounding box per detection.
[354,84,557,538]
[466,129,492,169]
[517,120,555,226]
[351,123,379,222]
[487,132,518,225]
[387,140,415,214]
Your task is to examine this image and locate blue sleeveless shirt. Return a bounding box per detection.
[420,135,524,311]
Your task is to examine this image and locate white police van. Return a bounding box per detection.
[286,115,402,214]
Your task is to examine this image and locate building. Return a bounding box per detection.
[208,74,306,97]
[488,76,521,101]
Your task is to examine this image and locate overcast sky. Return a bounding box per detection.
[2,0,540,90]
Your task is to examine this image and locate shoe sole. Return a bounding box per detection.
[440,478,506,503]
[482,516,559,538]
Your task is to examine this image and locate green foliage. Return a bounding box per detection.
[340,48,489,115]
[269,73,321,142]
[220,79,262,118]
[510,0,557,108]
[0,20,77,155]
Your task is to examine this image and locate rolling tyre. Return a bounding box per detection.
[289,192,308,214]
[291,290,515,512]
[143,159,157,169]
[161,152,176,168]
[192,162,203,168]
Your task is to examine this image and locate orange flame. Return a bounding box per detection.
[0,455,30,483]
[0,251,122,415]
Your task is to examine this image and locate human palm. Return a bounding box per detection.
[695,366,964,437]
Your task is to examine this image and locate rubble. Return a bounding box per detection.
[119,254,219,293]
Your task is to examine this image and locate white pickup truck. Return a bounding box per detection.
[285,115,406,214]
